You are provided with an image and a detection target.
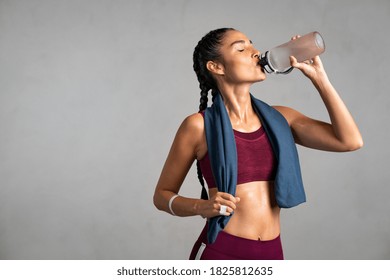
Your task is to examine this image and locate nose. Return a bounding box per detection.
[252,48,260,59]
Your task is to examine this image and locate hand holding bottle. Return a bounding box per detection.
[289,35,327,81]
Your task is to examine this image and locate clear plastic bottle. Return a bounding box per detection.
[259,31,325,74]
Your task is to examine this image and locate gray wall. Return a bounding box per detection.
[1,0,389,259]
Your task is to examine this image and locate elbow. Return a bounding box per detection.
[345,137,364,151]
[355,137,364,150]
[153,191,163,211]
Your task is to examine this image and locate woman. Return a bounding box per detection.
[153,28,363,260]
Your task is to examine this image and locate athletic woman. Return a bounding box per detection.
[153,28,363,259]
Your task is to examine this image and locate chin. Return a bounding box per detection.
[256,68,267,81]
[257,73,266,82]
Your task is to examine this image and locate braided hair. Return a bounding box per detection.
[192,28,234,196]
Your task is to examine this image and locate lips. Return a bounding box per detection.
[257,63,265,73]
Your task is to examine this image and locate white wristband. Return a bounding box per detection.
[168,194,179,216]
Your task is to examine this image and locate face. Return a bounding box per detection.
[212,30,266,85]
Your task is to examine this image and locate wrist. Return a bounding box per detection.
[312,71,330,90]
[194,199,206,218]
[168,194,179,216]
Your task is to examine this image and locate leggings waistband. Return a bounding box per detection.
[190,223,284,260]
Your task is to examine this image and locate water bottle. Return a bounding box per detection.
[259,31,325,74]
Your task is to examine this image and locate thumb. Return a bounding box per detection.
[289,55,298,67]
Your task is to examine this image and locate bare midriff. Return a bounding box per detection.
[208,181,280,241]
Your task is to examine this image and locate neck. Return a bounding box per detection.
[217,84,256,128]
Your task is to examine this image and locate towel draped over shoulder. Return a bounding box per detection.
[203,92,306,244]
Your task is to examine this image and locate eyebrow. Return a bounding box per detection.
[230,39,253,46]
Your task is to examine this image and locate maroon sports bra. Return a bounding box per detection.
[199,113,277,188]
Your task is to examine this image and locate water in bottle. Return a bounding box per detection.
[259,31,325,74]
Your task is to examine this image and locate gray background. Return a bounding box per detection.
[0,0,389,260]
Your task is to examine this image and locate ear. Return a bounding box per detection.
[206,60,224,76]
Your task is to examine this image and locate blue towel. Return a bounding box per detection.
[203,92,306,244]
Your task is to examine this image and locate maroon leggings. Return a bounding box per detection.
[189,223,284,260]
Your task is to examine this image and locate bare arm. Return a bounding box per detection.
[274,54,363,152]
[153,113,239,218]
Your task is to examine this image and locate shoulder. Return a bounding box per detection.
[175,112,206,159]
[174,112,205,145]
[272,105,304,126]
[179,112,204,134]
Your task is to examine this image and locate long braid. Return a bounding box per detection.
[192,28,234,198]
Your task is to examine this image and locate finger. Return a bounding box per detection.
[291,35,301,40]
[217,193,240,210]
[312,55,322,66]
[218,192,239,203]
[289,55,298,67]
[290,55,313,70]
[312,55,320,62]
[215,197,237,210]
[217,204,233,216]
